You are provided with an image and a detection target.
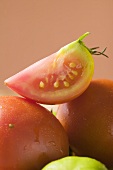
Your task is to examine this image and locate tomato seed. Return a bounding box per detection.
[68,73,74,80]
[54,81,59,88]
[39,81,45,88]
[71,70,78,76]
[69,62,76,68]
[64,81,70,87]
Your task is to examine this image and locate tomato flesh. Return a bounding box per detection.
[4,33,94,104]
[33,54,83,91]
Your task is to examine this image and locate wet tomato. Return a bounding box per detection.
[0,96,69,170]
[56,79,113,168]
[4,32,94,104]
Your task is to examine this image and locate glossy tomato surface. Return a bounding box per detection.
[0,96,69,170]
[56,79,113,168]
[5,33,94,104]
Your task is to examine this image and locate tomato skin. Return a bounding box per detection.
[42,156,108,170]
[0,96,69,170]
[4,33,94,104]
[56,79,113,168]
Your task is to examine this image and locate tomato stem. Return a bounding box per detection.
[78,32,108,58]
[78,32,90,41]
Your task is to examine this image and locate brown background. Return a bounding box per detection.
[0,0,113,95]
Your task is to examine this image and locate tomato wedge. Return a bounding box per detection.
[5,32,95,104]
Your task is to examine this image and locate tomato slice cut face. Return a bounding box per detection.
[4,32,94,104]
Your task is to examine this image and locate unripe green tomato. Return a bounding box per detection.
[42,156,108,170]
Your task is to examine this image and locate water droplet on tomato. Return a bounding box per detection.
[60,149,64,155]
[108,125,113,137]
[23,145,28,151]
[34,138,40,143]
[48,141,56,147]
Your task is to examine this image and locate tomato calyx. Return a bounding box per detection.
[89,46,108,57]
[78,32,108,58]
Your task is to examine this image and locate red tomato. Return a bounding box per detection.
[0,96,69,170]
[56,79,113,168]
[4,32,94,104]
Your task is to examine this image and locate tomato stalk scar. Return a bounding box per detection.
[9,123,14,128]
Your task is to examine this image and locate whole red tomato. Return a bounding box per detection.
[56,79,113,168]
[0,96,69,170]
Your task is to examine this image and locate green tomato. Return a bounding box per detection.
[42,156,108,170]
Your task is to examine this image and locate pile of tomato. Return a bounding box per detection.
[0,32,113,169]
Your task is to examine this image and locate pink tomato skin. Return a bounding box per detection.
[0,96,69,170]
